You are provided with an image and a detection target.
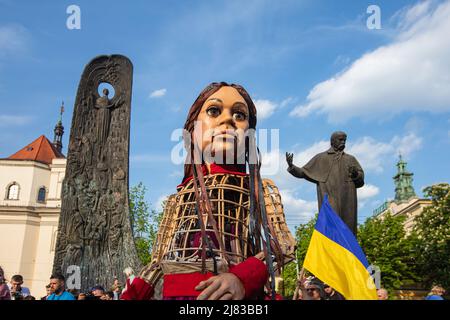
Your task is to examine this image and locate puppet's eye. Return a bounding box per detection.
[233,112,247,121]
[207,106,221,117]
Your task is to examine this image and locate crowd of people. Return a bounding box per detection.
[0,266,123,300]
[292,276,346,300]
[0,265,446,301]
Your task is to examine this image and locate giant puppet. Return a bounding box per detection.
[132,82,296,300]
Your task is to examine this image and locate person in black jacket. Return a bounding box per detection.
[324,284,345,300]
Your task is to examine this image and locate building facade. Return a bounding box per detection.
[0,116,66,298]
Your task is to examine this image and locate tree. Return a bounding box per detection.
[282,215,317,298]
[129,182,163,265]
[281,262,297,299]
[411,183,450,289]
[358,211,418,293]
[295,215,317,267]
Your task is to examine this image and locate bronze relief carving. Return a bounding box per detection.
[53,55,139,292]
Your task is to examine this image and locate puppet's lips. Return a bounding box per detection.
[214,134,236,140]
[213,131,237,140]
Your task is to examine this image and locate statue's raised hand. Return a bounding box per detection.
[286,152,294,168]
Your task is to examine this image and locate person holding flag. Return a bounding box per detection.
[303,194,377,300]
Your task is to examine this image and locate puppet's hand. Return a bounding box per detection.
[195,273,245,300]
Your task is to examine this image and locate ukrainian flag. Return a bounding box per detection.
[303,195,377,300]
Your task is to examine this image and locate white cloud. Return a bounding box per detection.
[279,189,317,226]
[149,88,167,98]
[280,97,295,108]
[290,1,450,123]
[358,184,380,212]
[348,133,423,173]
[0,115,32,126]
[254,97,294,119]
[260,149,301,195]
[260,139,328,182]
[258,148,317,228]
[254,99,278,119]
[0,24,29,57]
[390,134,423,158]
[293,140,330,167]
[347,137,392,173]
[392,0,434,38]
[155,194,170,211]
[358,184,380,201]
[404,116,426,133]
[260,149,280,176]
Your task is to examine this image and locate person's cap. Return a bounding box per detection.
[91,285,105,292]
[307,278,324,289]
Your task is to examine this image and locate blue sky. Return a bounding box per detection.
[1,0,449,231]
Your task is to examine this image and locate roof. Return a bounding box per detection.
[5,135,65,165]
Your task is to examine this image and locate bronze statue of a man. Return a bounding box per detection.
[286,131,364,235]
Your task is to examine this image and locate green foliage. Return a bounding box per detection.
[129,182,163,265]
[282,215,317,297]
[281,262,297,299]
[358,211,419,293]
[295,215,317,267]
[411,183,450,289]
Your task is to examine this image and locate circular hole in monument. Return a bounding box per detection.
[98,82,115,99]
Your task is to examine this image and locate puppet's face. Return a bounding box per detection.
[195,86,249,164]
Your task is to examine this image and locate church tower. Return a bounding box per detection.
[53,102,64,153]
[373,155,431,236]
[393,154,417,203]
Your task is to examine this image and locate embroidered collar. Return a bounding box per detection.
[177,163,247,188]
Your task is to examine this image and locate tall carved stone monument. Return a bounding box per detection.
[53,55,140,291]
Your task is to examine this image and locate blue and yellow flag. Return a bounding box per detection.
[303,195,377,300]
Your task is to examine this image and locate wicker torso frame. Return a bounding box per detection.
[262,179,296,264]
[140,173,295,286]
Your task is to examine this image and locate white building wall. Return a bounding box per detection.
[0,160,51,207]
[18,218,40,289]
[30,165,52,207]
[47,158,65,208]
[0,217,27,276]
[30,213,59,296]
[0,158,65,298]
[0,210,39,286]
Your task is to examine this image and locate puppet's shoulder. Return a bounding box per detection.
[262,179,296,263]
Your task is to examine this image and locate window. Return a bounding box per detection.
[7,183,19,200]
[37,187,46,202]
